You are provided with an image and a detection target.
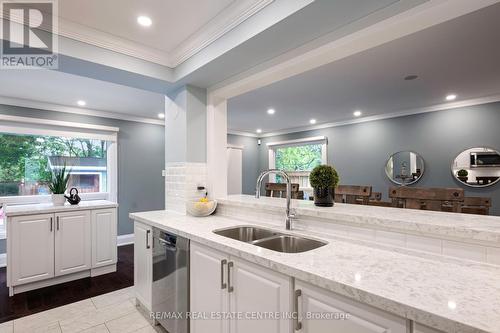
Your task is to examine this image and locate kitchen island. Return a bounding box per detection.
[131,195,500,333]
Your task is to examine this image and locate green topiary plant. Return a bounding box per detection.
[48,164,71,194]
[309,165,340,189]
[457,169,468,177]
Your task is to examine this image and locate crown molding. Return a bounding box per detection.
[169,0,274,67]
[1,0,274,68]
[229,94,500,138]
[0,96,165,126]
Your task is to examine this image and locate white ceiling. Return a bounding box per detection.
[59,0,234,54]
[228,3,500,135]
[0,70,165,121]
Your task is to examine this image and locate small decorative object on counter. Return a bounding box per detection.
[48,164,71,206]
[457,169,468,183]
[309,164,339,207]
[65,188,81,205]
[187,187,217,217]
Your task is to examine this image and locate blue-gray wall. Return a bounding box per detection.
[0,104,165,253]
[230,102,500,215]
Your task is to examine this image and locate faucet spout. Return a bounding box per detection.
[255,169,295,230]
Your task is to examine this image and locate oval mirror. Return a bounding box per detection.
[451,147,500,187]
[385,151,425,185]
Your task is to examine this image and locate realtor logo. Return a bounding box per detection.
[1,0,58,69]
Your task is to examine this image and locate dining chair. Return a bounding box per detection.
[389,187,464,212]
[335,185,372,205]
[265,183,304,199]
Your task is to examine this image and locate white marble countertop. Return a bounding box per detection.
[219,195,500,244]
[130,209,500,333]
[5,200,118,217]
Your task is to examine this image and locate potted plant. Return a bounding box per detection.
[310,165,339,207]
[457,169,468,183]
[48,164,71,206]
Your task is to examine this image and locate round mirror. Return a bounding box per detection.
[385,151,425,185]
[451,147,500,187]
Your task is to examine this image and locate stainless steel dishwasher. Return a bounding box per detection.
[152,228,189,333]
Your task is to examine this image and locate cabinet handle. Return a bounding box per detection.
[50,217,53,232]
[227,261,234,293]
[294,289,302,331]
[220,259,227,289]
[146,230,151,249]
[56,216,60,230]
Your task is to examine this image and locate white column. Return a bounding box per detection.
[164,86,208,213]
[207,94,228,199]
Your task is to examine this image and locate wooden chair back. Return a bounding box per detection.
[389,187,464,212]
[265,183,304,200]
[462,197,492,215]
[335,185,372,205]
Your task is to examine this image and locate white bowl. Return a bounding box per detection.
[186,200,217,217]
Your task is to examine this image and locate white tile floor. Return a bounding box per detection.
[0,287,166,333]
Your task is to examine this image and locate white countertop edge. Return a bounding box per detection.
[5,200,118,217]
[129,211,491,333]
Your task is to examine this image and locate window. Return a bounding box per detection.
[0,133,109,197]
[268,136,327,189]
[0,114,118,238]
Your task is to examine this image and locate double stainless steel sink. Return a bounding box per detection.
[214,226,327,253]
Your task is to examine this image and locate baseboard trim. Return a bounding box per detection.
[0,253,5,268]
[117,233,134,246]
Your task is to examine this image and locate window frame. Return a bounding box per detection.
[0,115,119,238]
[267,136,328,186]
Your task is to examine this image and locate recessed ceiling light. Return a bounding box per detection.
[137,15,152,27]
[353,110,362,117]
[77,100,86,107]
[446,94,457,101]
[267,108,275,115]
[158,113,165,119]
[309,119,317,125]
[256,129,262,134]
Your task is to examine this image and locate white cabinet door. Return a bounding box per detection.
[10,214,55,285]
[295,280,406,333]
[190,242,229,333]
[229,257,291,333]
[54,211,91,276]
[134,221,152,310]
[91,208,117,268]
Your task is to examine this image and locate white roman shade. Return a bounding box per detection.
[0,114,119,142]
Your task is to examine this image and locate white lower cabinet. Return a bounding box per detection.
[7,207,117,295]
[134,221,153,311]
[190,242,291,333]
[294,280,407,333]
[190,242,229,333]
[92,208,117,268]
[10,214,55,285]
[54,211,91,276]
[229,257,291,333]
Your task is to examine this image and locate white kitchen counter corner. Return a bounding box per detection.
[4,200,118,217]
[130,196,500,333]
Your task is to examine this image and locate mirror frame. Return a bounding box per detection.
[385,151,425,186]
[450,146,500,188]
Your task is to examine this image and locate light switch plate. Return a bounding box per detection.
[162,170,166,177]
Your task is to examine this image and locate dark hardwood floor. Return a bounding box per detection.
[0,244,134,324]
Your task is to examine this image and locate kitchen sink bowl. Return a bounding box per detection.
[214,226,278,243]
[213,226,327,253]
[253,235,327,253]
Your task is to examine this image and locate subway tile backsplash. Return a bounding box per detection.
[165,162,207,214]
